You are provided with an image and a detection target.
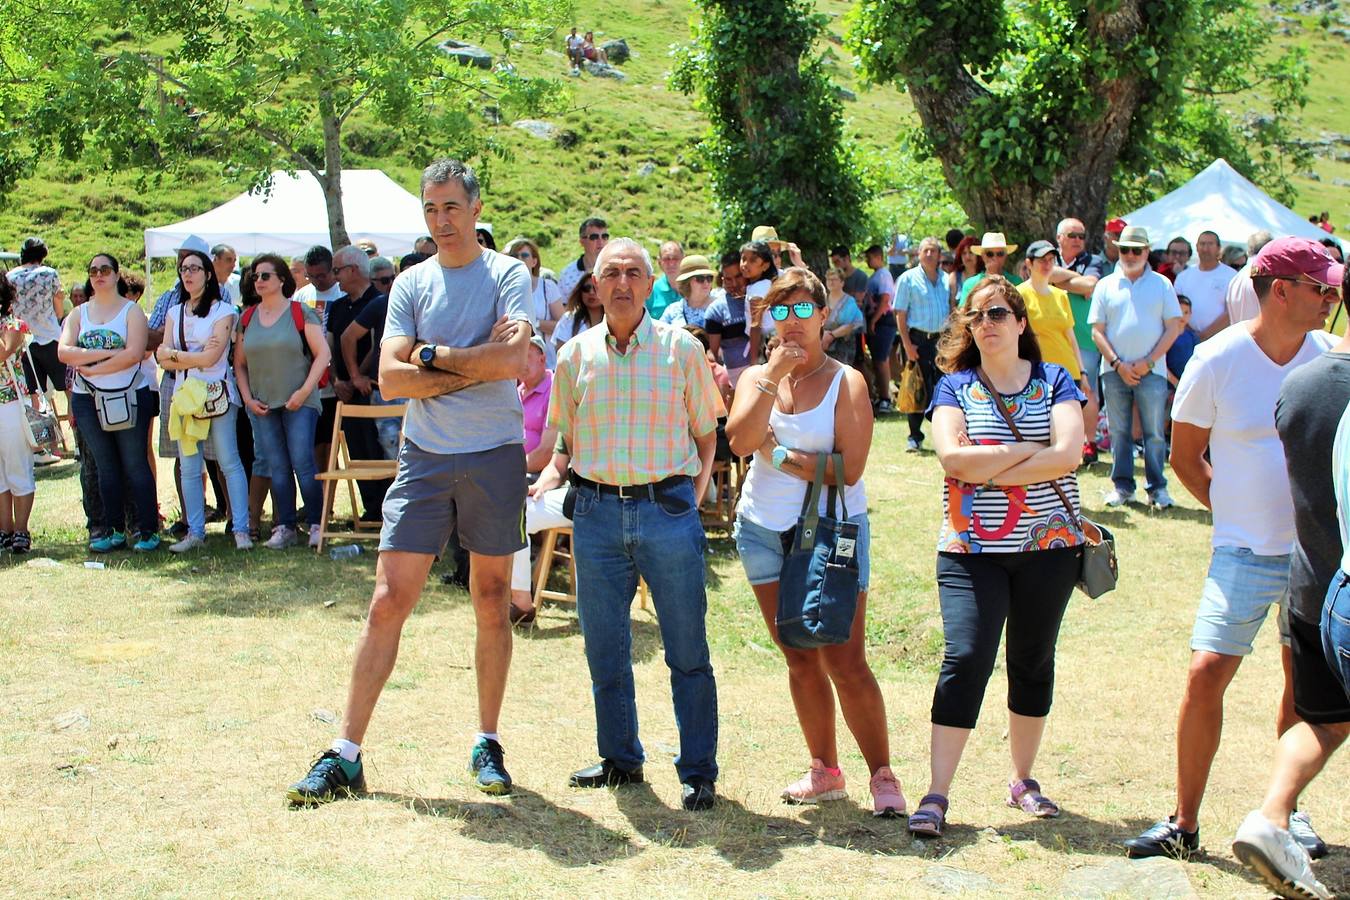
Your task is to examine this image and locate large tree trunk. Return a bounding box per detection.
[319,102,350,250]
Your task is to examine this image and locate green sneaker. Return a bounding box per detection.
[132,532,161,552]
[90,531,126,553]
[287,750,365,806]
[469,737,512,795]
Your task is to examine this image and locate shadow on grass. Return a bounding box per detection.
[365,787,636,867]
[519,609,663,665]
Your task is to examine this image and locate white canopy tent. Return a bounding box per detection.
[143,169,426,261]
[1120,158,1346,252]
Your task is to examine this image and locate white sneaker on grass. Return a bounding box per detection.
[1103,489,1136,507]
[234,533,254,550]
[1149,488,1175,509]
[1232,810,1331,900]
[309,529,322,549]
[169,534,205,554]
[265,526,297,550]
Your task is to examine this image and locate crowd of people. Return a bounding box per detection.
[4,157,1350,899]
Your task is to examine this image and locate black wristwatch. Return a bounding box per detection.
[418,344,438,369]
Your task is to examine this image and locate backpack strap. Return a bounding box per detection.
[289,300,306,336]
[240,305,257,330]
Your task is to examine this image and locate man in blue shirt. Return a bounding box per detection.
[894,237,952,450]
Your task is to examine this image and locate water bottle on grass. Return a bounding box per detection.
[329,545,364,560]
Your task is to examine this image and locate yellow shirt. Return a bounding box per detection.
[1018,281,1081,380]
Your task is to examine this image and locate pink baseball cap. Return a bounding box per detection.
[1251,236,1345,287]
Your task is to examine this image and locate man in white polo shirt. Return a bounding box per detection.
[1087,225,1184,508]
[1124,237,1340,866]
[1173,230,1236,340]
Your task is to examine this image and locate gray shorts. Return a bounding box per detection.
[379,440,527,557]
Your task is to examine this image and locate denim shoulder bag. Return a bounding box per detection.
[974,366,1117,598]
[776,452,860,649]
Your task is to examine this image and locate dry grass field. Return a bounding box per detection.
[3,415,1348,898]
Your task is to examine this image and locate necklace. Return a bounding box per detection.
[789,358,828,387]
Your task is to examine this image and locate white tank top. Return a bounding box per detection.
[736,367,868,532]
[73,301,142,394]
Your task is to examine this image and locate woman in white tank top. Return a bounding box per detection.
[725,266,905,817]
[58,252,159,552]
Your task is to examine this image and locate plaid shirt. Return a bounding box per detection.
[549,312,725,485]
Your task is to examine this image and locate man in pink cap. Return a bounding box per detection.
[1126,238,1341,877]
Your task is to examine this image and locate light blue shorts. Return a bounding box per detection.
[1191,546,1291,656]
[734,512,870,592]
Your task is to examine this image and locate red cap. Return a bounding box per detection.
[1250,236,1345,288]
[1105,217,1128,234]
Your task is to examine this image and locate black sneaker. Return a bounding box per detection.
[0,532,11,551]
[1124,817,1200,860]
[168,521,190,540]
[681,777,716,811]
[469,737,512,795]
[11,531,31,554]
[287,750,365,806]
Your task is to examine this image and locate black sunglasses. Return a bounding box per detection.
[966,305,1014,325]
[584,233,609,241]
[768,301,818,321]
[1119,246,1146,256]
[254,271,276,282]
[1062,232,1086,240]
[982,251,1007,259]
[88,264,115,276]
[373,274,394,284]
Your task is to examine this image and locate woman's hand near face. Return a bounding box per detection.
[763,340,806,382]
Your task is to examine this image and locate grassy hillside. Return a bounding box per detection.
[0,0,1345,292]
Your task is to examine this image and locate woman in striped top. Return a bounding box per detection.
[908,275,1087,838]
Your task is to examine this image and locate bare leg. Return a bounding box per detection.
[819,591,890,772]
[0,491,12,533]
[510,589,534,615]
[469,552,513,734]
[338,550,435,745]
[751,581,838,766]
[921,723,973,815]
[1259,722,1350,829]
[248,475,270,533]
[12,491,34,532]
[1008,711,1048,782]
[1277,645,1300,738]
[1174,650,1242,831]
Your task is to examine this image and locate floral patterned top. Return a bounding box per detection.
[0,314,31,405]
[927,362,1085,554]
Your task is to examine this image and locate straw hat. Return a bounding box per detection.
[1115,225,1151,248]
[751,225,784,248]
[675,255,715,282]
[973,232,1018,254]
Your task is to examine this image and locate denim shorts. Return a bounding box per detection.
[1321,571,1350,702]
[1191,546,1291,656]
[734,512,870,592]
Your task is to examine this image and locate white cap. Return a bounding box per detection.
[177,235,211,255]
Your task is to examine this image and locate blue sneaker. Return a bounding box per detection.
[287,750,365,806]
[132,532,161,552]
[90,531,126,553]
[469,737,512,795]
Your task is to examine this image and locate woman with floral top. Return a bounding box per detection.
[0,274,36,553]
[908,275,1086,838]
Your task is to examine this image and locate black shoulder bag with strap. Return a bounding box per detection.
[974,366,1118,598]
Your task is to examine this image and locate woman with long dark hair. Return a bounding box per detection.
[551,273,604,349]
[234,253,330,550]
[908,275,1085,837]
[58,252,159,552]
[154,249,251,552]
[0,273,36,553]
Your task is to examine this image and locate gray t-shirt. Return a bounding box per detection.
[240,302,324,412]
[383,249,533,455]
[1275,351,1350,623]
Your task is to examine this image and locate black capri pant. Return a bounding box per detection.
[932,547,1082,729]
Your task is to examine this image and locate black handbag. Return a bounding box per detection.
[775,453,860,649]
[974,367,1118,598]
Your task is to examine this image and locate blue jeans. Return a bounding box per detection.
[251,405,321,529]
[1321,571,1350,699]
[1101,369,1168,494]
[571,479,719,782]
[71,387,159,535]
[179,403,250,538]
[246,407,269,480]
[371,388,401,461]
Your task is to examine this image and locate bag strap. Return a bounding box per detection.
[240,305,257,330]
[973,366,1078,522]
[793,453,828,552]
[831,452,849,520]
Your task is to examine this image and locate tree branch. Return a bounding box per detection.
[335,14,472,125]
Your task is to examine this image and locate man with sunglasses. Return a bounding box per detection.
[1088,225,1183,509]
[648,241,684,321]
[957,232,1022,307]
[558,217,609,302]
[1050,217,1106,464]
[1126,239,1341,882]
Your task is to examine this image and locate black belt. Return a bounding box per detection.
[571,473,689,501]
[910,328,941,339]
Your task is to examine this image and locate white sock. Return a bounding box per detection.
[331,738,361,762]
[476,732,500,744]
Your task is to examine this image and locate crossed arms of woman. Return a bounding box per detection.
[931,400,1083,487]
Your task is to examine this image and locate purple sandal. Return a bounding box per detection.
[908,793,948,837]
[1007,778,1060,818]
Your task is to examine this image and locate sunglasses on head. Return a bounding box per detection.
[1119,246,1146,256]
[982,251,1007,259]
[966,305,1014,325]
[178,263,205,275]
[768,301,818,321]
[88,264,115,276]
[584,232,609,241]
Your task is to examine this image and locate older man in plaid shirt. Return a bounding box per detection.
[534,237,726,811]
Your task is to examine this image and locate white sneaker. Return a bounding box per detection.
[309,528,322,549]
[33,450,60,466]
[1232,810,1331,900]
[169,534,206,554]
[1149,488,1175,509]
[264,525,297,550]
[1103,489,1135,507]
[234,532,254,550]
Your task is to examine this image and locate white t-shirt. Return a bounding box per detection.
[1173,263,1236,333]
[551,310,594,348]
[1173,324,1336,554]
[747,278,775,334]
[168,300,239,397]
[293,282,344,326]
[1333,401,1350,572]
[531,276,562,325]
[1225,263,1260,326]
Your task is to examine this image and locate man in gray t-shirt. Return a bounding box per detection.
[288,159,534,808]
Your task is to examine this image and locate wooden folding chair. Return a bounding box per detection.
[700,460,735,531]
[533,526,652,618]
[314,401,407,552]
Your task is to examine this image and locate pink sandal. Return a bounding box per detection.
[1007,778,1060,818]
